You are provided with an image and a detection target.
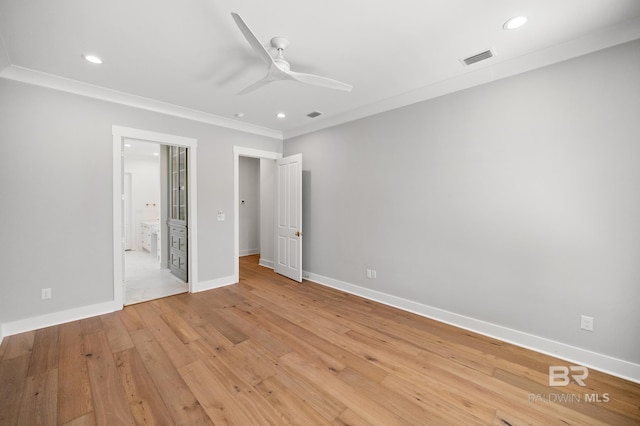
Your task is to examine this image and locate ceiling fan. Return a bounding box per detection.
[231,13,353,95]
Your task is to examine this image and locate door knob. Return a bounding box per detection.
[295,231,303,237]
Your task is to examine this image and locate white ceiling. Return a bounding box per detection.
[1,0,639,139]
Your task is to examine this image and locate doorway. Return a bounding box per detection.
[122,140,188,305]
[233,147,282,282]
[239,156,261,259]
[113,126,199,310]
[234,147,304,284]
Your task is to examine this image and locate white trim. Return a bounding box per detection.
[304,271,640,384]
[0,66,282,140]
[259,258,274,269]
[239,249,260,257]
[113,129,124,307]
[191,275,236,293]
[2,18,637,142]
[1,301,116,338]
[233,147,282,282]
[113,126,198,310]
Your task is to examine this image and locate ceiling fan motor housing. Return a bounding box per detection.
[270,36,289,50]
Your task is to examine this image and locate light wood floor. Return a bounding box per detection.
[1,255,639,425]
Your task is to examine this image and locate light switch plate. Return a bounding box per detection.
[41,288,52,299]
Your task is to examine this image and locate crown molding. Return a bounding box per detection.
[0,65,283,140]
[284,16,640,140]
[2,15,638,143]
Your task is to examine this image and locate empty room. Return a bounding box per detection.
[0,1,639,424]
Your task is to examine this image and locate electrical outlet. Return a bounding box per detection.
[366,269,372,278]
[41,288,52,300]
[581,315,594,331]
[371,270,377,279]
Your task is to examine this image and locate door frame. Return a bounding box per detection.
[113,126,198,310]
[233,146,282,283]
[123,172,133,250]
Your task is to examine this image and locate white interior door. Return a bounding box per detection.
[274,154,302,282]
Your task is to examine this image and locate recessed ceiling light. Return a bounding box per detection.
[124,143,132,147]
[153,152,159,156]
[503,16,528,30]
[83,54,103,64]
[276,112,286,119]
[235,112,245,118]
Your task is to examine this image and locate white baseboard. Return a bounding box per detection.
[259,258,274,269]
[0,301,117,339]
[304,271,640,384]
[192,275,236,293]
[0,274,238,342]
[239,249,260,257]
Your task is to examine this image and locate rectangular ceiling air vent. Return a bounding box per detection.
[461,49,495,66]
[307,111,322,118]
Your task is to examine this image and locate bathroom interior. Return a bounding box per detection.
[123,139,187,305]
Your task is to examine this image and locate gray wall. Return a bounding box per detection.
[284,39,640,364]
[259,158,276,266]
[0,78,281,324]
[239,156,260,255]
[0,43,8,73]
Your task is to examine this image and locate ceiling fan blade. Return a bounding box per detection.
[231,12,353,94]
[287,70,353,92]
[237,75,273,95]
[231,13,274,66]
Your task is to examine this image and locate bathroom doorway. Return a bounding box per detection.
[113,125,198,309]
[122,140,187,305]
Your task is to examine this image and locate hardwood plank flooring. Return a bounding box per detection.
[1,255,639,425]
[57,321,93,424]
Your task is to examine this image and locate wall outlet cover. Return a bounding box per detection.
[581,315,594,331]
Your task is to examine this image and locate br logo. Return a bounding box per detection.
[548,366,589,386]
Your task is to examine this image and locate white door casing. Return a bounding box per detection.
[124,173,133,251]
[113,125,198,310]
[274,154,303,282]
